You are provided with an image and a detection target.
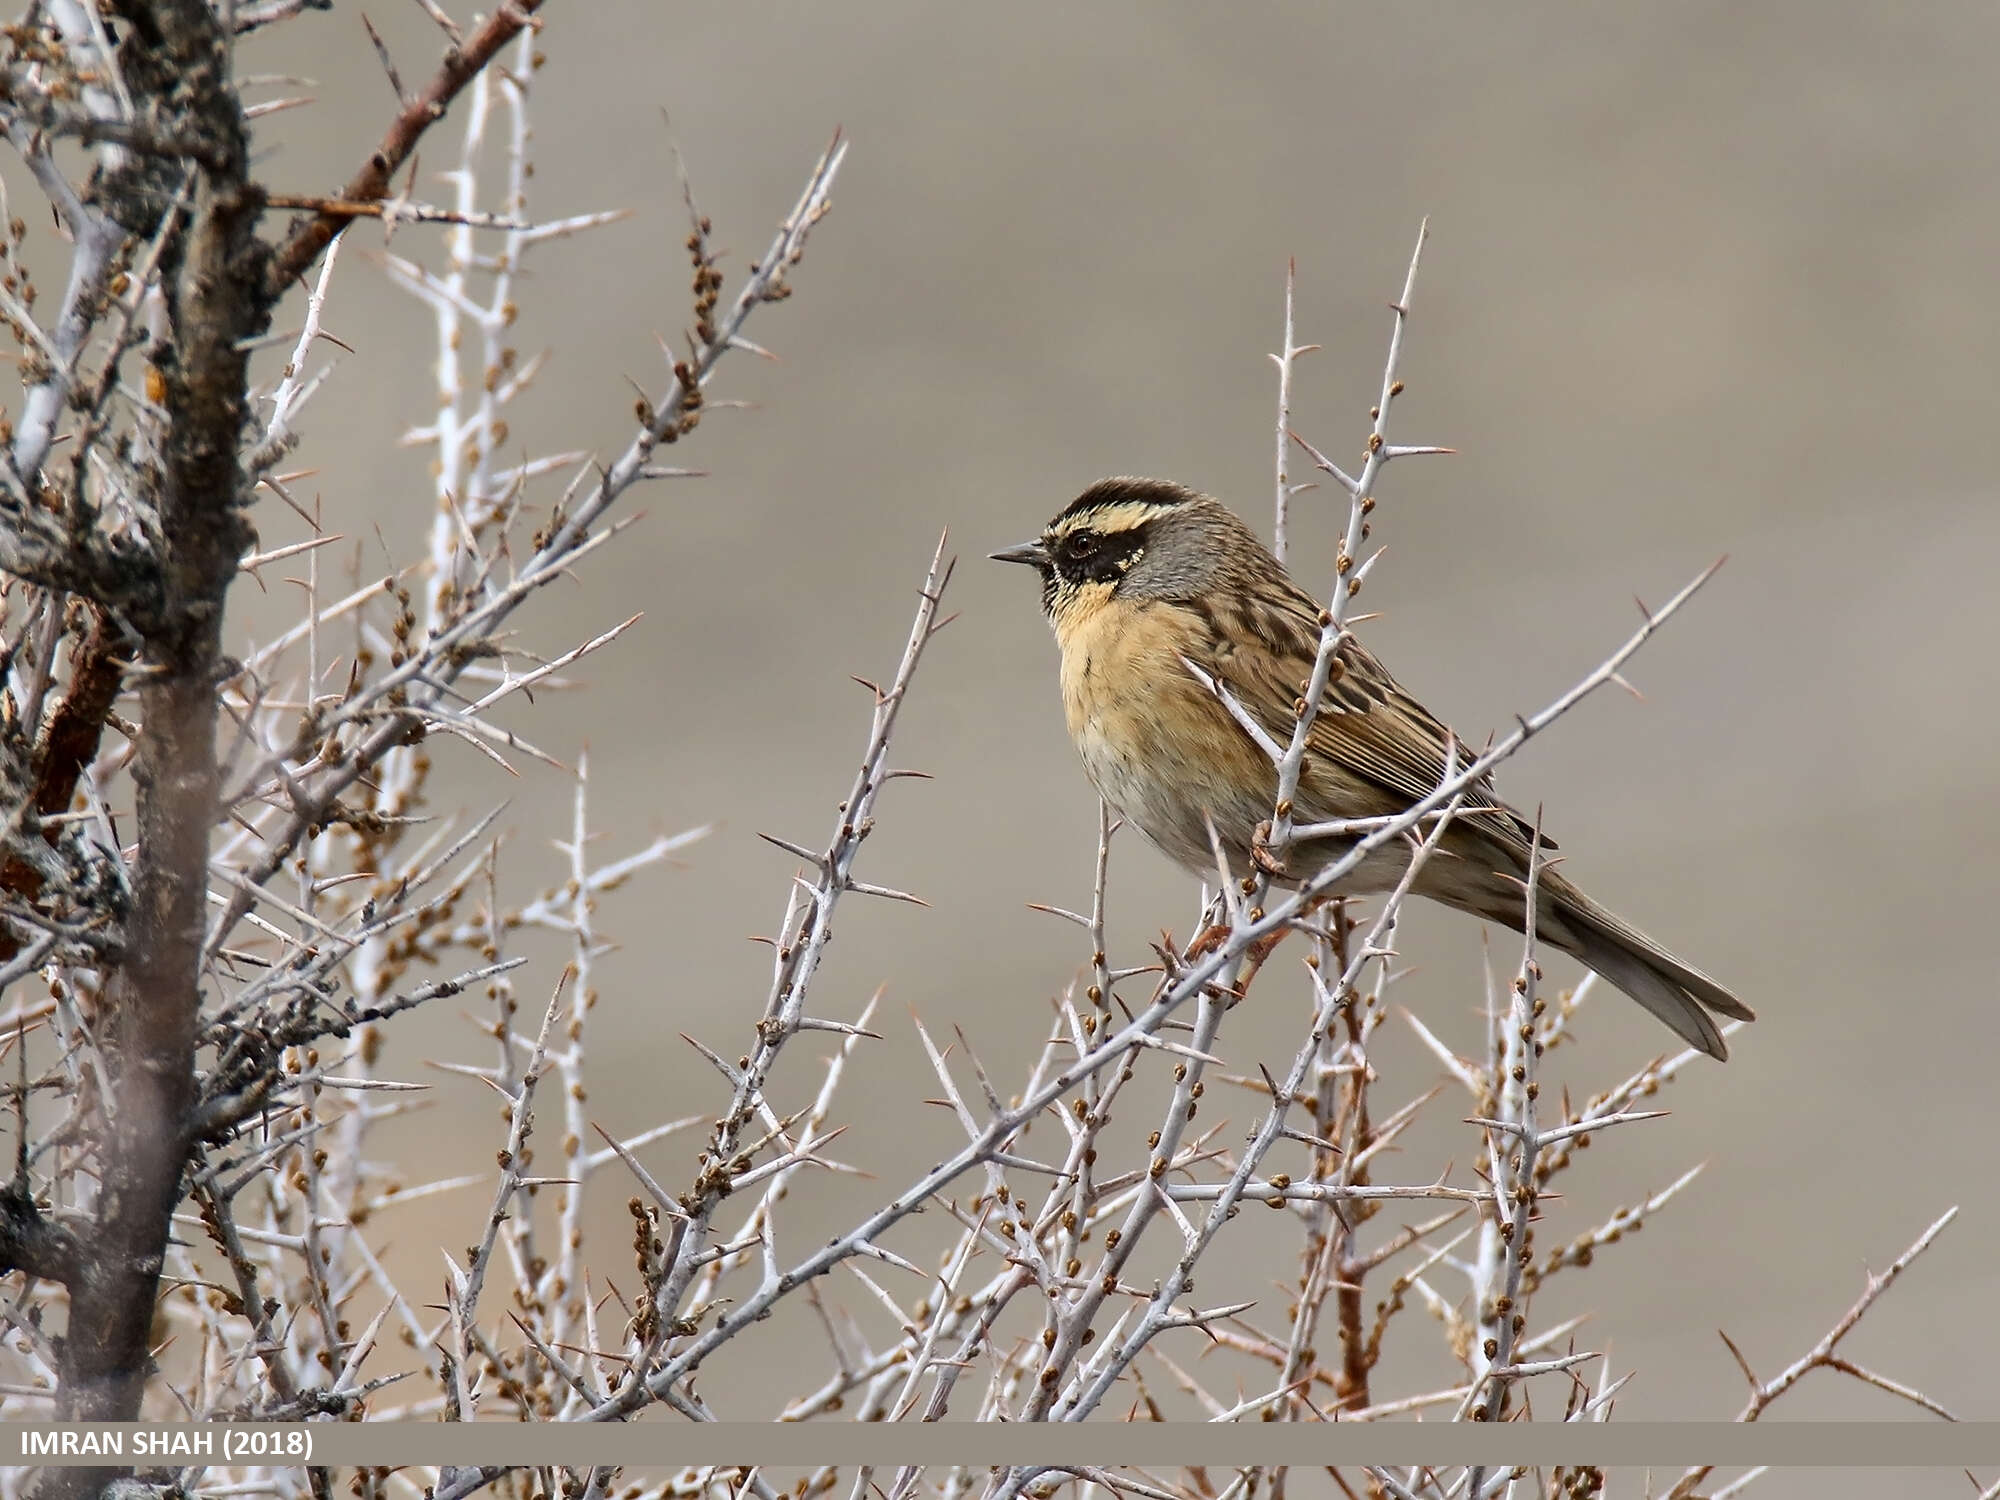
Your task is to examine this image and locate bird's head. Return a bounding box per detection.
[991,477,1265,631]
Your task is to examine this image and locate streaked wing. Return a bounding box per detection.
[1190,579,1544,850]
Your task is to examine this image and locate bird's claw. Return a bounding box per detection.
[1251,819,1289,879]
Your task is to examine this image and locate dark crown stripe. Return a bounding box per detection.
[1051,476,1202,528]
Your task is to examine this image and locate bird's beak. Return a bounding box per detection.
[989,539,1049,568]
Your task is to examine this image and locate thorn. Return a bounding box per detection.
[756,832,823,865]
[1288,429,1360,494]
[845,878,929,908]
[793,1017,883,1039]
[1717,1327,1760,1392]
[1106,964,1161,983]
[410,0,462,42]
[1255,1062,1290,1107]
[360,13,409,105]
[678,1033,743,1086]
[1025,902,1092,930]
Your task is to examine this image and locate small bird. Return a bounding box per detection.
[992,477,1753,1059]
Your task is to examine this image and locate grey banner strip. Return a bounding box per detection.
[6,1423,1997,1469]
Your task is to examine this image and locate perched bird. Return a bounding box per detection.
[992,477,1752,1059]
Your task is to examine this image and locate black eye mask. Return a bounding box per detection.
[1056,527,1146,585]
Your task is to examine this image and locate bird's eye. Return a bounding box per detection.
[1062,530,1100,560]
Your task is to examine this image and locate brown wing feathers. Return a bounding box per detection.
[1192,579,1537,849]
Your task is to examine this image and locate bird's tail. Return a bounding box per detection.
[1420,848,1753,1060]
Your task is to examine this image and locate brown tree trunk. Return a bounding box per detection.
[41,6,266,1491]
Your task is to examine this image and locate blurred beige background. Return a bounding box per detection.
[222,0,2000,1476]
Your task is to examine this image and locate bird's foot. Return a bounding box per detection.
[1250,819,1289,879]
[1177,910,1297,1006]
